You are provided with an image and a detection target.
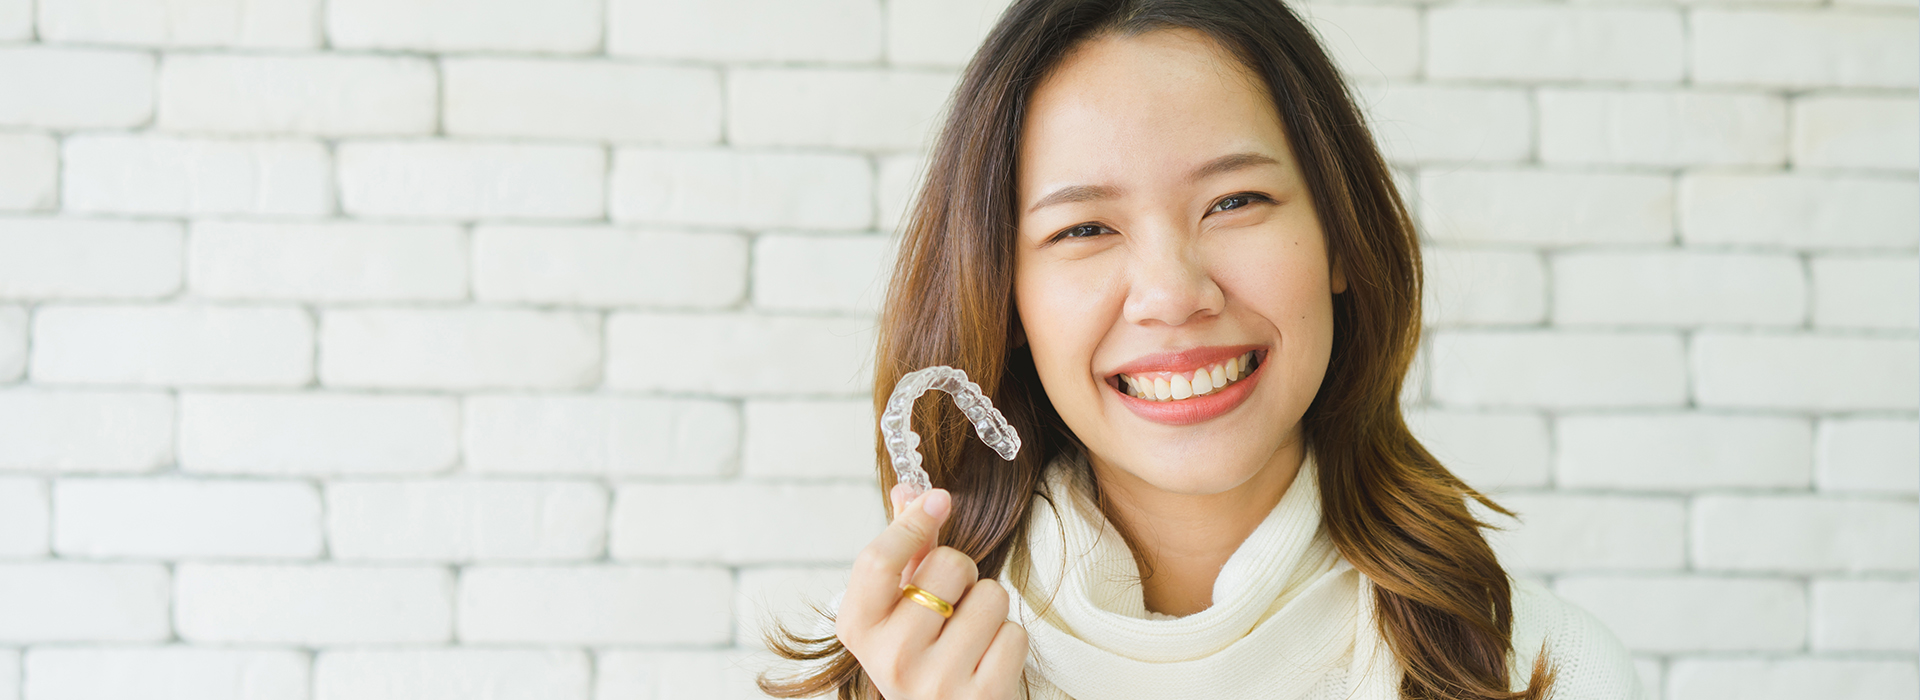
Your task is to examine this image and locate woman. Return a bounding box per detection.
[767,1,1642,698]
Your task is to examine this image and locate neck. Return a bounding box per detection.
[1087,437,1307,617]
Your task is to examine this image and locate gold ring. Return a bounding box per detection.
[900,584,955,618]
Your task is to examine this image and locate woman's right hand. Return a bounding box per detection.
[836,485,1029,700]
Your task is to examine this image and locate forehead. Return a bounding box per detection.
[1017,28,1292,196]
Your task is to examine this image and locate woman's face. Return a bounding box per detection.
[1013,28,1342,496]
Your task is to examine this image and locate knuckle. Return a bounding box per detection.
[930,546,979,580]
[968,579,1011,615]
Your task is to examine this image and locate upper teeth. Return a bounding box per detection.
[1119,351,1257,402]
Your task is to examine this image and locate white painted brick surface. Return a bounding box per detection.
[1489,495,1686,573]
[0,306,19,382]
[0,563,170,642]
[1553,251,1807,326]
[337,142,605,221]
[176,564,452,644]
[729,69,956,151]
[606,314,875,396]
[316,650,589,700]
[160,54,434,136]
[752,235,892,313]
[320,309,600,390]
[610,0,882,63]
[1300,4,1420,81]
[610,149,873,229]
[1693,496,1918,572]
[25,648,311,700]
[1430,331,1688,408]
[38,0,320,48]
[0,389,173,473]
[1421,248,1545,326]
[0,48,154,129]
[32,305,312,387]
[1693,10,1918,89]
[1559,414,1811,490]
[595,650,766,700]
[610,482,883,563]
[742,399,875,480]
[0,218,182,299]
[457,566,730,644]
[54,478,322,559]
[1358,84,1532,164]
[1812,256,1918,329]
[1427,7,1683,82]
[1556,575,1806,652]
[189,221,467,302]
[0,0,26,40]
[1812,578,1920,651]
[886,0,1009,67]
[1680,173,1919,249]
[464,396,740,478]
[63,135,332,217]
[328,481,606,561]
[0,478,47,556]
[327,0,600,53]
[1693,334,1919,410]
[473,226,746,308]
[0,132,57,210]
[1818,417,1919,493]
[444,59,720,144]
[1418,169,1674,246]
[179,392,458,475]
[878,153,928,231]
[1792,95,1920,170]
[1539,90,1787,166]
[1405,410,1550,489]
[736,566,849,644]
[1667,659,1919,700]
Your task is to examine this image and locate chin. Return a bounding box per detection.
[1092,441,1276,496]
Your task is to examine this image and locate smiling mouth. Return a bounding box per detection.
[1109,349,1263,402]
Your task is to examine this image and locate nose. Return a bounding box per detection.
[1121,229,1224,327]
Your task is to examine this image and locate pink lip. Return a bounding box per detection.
[1105,345,1267,426]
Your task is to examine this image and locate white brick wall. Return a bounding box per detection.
[1,1,1911,697]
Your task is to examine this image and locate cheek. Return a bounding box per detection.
[1014,258,1124,386]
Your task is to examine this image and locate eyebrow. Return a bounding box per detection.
[1024,152,1281,214]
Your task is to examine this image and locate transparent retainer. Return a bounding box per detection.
[879,366,1022,502]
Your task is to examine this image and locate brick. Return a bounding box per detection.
[1636,660,1663,700]
[0,132,57,210]
[1693,10,1918,89]
[328,481,606,561]
[444,59,720,144]
[0,563,170,642]
[0,48,153,128]
[0,0,24,39]
[1818,417,1918,493]
[1553,251,1806,326]
[1430,331,1687,408]
[1793,95,1918,170]
[1428,7,1682,82]
[1813,578,1919,651]
[737,566,849,647]
[189,221,467,302]
[752,234,892,313]
[878,153,926,232]
[1418,168,1674,246]
[611,0,881,63]
[0,478,46,556]
[25,649,309,700]
[63,135,332,216]
[327,0,600,52]
[1694,334,1918,410]
[337,142,604,221]
[1680,173,1918,249]
[0,218,182,299]
[39,0,319,47]
[1668,659,1918,700]
[1555,575,1804,652]
[0,389,173,473]
[1558,414,1811,490]
[176,564,452,644]
[473,226,745,308]
[1539,90,1786,166]
[1356,84,1531,164]
[465,396,739,478]
[32,305,312,387]
[159,54,434,136]
[596,650,768,700]
[320,309,599,390]
[611,149,872,229]
[1299,4,1421,81]
[55,478,322,559]
[728,69,956,151]
[606,313,874,396]
[1694,495,1917,572]
[0,306,18,381]
[457,566,730,644]
[1487,494,1685,573]
[742,399,875,480]
[1812,256,1917,329]
[1403,410,1550,489]
[610,482,882,563]
[1421,248,1545,326]
[316,650,588,700]
[887,0,1009,66]
[179,392,458,476]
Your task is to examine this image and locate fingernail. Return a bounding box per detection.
[923,489,951,519]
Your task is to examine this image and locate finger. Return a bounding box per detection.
[932,578,1012,664]
[972,621,1029,692]
[892,545,980,643]
[842,489,952,628]
[889,483,935,587]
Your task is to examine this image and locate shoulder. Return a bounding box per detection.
[1508,578,1649,700]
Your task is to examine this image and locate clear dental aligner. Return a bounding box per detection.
[880,366,1022,502]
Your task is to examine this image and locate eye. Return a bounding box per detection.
[1050,223,1113,242]
[1209,193,1271,214]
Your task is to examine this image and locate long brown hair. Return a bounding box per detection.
[763,1,1553,698]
